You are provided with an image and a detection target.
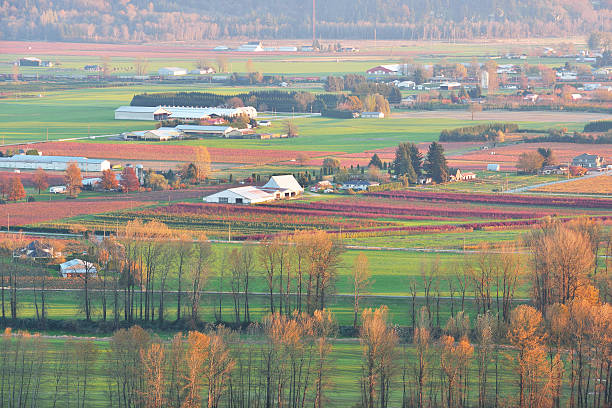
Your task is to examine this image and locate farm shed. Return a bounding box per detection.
[158,67,187,76]
[262,174,304,197]
[439,82,462,90]
[114,106,171,121]
[487,164,500,172]
[204,186,278,204]
[366,65,402,75]
[361,112,385,119]
[60,259,97,278]
[237,42,264,52]
[115,106,257,121]
[176,125,240,138]
[141,127,183,141]
[19,57,42,66]
[0,155,110,172]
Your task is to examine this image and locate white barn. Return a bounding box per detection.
[60,259,98,278]
[204,186,278,204]
[114,106,171,121]
[361,112,385,119]
[0,155,110,172]
[158,67,187,76]
[115,106,257,121]
[262,174,304,198]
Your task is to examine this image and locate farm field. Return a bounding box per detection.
[532,173,612,194]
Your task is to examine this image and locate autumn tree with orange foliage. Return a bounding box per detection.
[32,167,48,194]
[7,177,25,201]
[121,166,140,192]
[194,146,211,183]
[100,169,119,190]
[360,306,399,408]
[64,162,82,197]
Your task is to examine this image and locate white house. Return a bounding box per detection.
[204,186,278,204]
[60,259,98,278]
[361,112,385,119]
[158,67,187,76]
[49,186,66,194]
[262,174,304,198]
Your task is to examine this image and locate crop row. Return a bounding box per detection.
[264,200,550,220]
[16,142,340,165]
[159,203,449,222]
[367,190,612,209]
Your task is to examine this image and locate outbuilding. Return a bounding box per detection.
[0,155,110,172]
[158,67,187,76]
[60,259,98,278]
[487,164,500,172]
[204,186,278,204]
[361,112,385,119]
[262,174,304,197]
[114,106,171,121]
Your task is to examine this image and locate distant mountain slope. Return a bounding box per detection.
[0,0,610,42]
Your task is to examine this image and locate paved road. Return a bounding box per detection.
[506,170,612,193]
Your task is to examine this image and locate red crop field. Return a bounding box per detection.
[452,143,612,169]
[0,171,64,187]
[0,199,148,226]
[15,142,341,165]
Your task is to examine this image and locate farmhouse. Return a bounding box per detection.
[450,169,476,181]
[262,175,304,197]
[0,155,111,172]
[366,65,402,75]
[572,153,605,168]
[361,112,385,119]
[60,259,98,278]
[14,241,57,259]
[340,180,380,191]
[158,67,187,76]
[204,186,278,204]
[541,165,569,175]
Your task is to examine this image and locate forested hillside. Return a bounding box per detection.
[1,0,611,42]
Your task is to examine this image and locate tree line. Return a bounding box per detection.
[1,0,610,42]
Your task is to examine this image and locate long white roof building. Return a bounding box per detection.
[115,105,257,121]
[0,155,110,172]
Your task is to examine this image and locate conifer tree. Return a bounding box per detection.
[425,142,449,183]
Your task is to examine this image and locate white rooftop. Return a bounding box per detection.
[227,186,276,200]
[262,175,304,192]
[0,155,108,164]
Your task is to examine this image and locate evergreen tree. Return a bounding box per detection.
[408,143,423,176]
[368,153,383,169]
[392,143,417,184]
[424,142,449,183]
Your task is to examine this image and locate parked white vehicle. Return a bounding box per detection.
[49,186,67,194]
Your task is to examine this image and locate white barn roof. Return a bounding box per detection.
[115,106,171,114]
[262,175,304,193]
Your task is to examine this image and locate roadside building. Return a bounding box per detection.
[60,259,97,278]
[204,186,278,204]
[450,169,476,181]
[540,165,569,175]
[190,68,215,74]
[361,112,385,119]
[0,155,110,172]
[572,153,605,168]
[487,164,500,172]
[158,67,187,76]
[439,82,462,90]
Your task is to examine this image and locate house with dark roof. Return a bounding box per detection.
[572,154,605,168]
[14,241,58,259]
